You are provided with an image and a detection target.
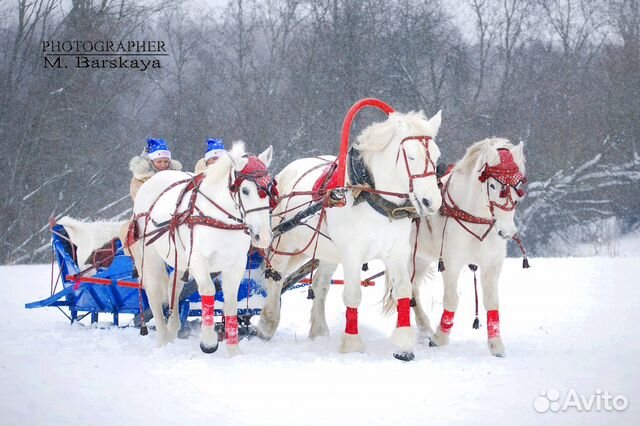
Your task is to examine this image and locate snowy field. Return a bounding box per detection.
[1,256,639,426]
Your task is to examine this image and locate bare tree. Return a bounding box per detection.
[470,0,498,107]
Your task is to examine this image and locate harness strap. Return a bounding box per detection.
[347,146,416,220]
[439,178,495,241]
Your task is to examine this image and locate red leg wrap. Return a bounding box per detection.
[201,295,215,327]
[345,307,358,335]
[440,309,455,334]
[487,309,500,339]
[397,298,411,328]
[225,315,239,345]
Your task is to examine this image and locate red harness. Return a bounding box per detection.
[230,156,279,209]
[439,148,526,241]
[127,156,276,315]
[398,135,438,194]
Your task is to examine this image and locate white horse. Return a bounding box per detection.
[258,111,443,361]
[394,138,526,357]
[131,142,275,355]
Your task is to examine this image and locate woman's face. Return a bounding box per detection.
[152,158,171,171]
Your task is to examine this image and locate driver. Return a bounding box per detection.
[129,138,182,201]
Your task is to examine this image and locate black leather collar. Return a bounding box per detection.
[347,146,417,220]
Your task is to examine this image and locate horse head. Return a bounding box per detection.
[226,143,275,249]
[459,138,527,240]
[354,110,443,216]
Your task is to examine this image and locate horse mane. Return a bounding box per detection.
[354,111,434,166]
[454,137,526,176]
[230,140,246,157]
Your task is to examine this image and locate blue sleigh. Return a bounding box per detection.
[25,224,268,336]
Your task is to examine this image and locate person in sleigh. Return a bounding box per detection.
[129,138,183,201]
[194,138,225,174]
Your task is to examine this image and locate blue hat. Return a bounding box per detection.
[205,138,225,160]
[146,138,171,160]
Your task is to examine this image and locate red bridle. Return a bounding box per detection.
[439,148,527,242]
[398,135,438,193]
[480,149,527,212]
[229,156,279,210]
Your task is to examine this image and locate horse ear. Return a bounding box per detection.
[226,151,248,172]
[258,145,273,168]
[428,110,442,137]
[512,141,525,160]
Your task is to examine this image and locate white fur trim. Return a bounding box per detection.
[148,149,171,160]
[129,155,182,180]
[129,156,155,180]
[169,159,183,171]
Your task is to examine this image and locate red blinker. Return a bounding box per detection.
[480,149,525,187]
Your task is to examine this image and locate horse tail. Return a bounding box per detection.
[380,272,395,316]
[380,260,438,316]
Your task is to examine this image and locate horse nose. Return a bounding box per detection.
[421,198,431,209]
[254,234,261,242]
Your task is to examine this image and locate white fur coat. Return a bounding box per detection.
[128,154,182,200]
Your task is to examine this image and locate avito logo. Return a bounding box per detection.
[534,388,629,413]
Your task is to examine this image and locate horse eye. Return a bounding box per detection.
[242,187,250,195]
[490,183,496,190]
[407,156,415,161]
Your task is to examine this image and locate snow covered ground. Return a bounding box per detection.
[1,256,639,426]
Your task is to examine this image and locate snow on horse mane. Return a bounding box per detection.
[56,216,126,268]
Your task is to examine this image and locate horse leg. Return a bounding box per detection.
[480,260,506,357]
[221,259,247,357]
[430,265,462,347]
[339,261,365,353]
[189,254,218,353]
[166,269,186,341]
[257,254,304,340]
[309,261,338,339]
[386,255,417,361]
[138,249,171,345]
[411,257,435,342]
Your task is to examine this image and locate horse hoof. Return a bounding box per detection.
[256,329,273,341]
[428,339,437,347]
[493,352,506,358]
[239,325,258,339]
[393,352,415,362]
[200,342,219,354]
